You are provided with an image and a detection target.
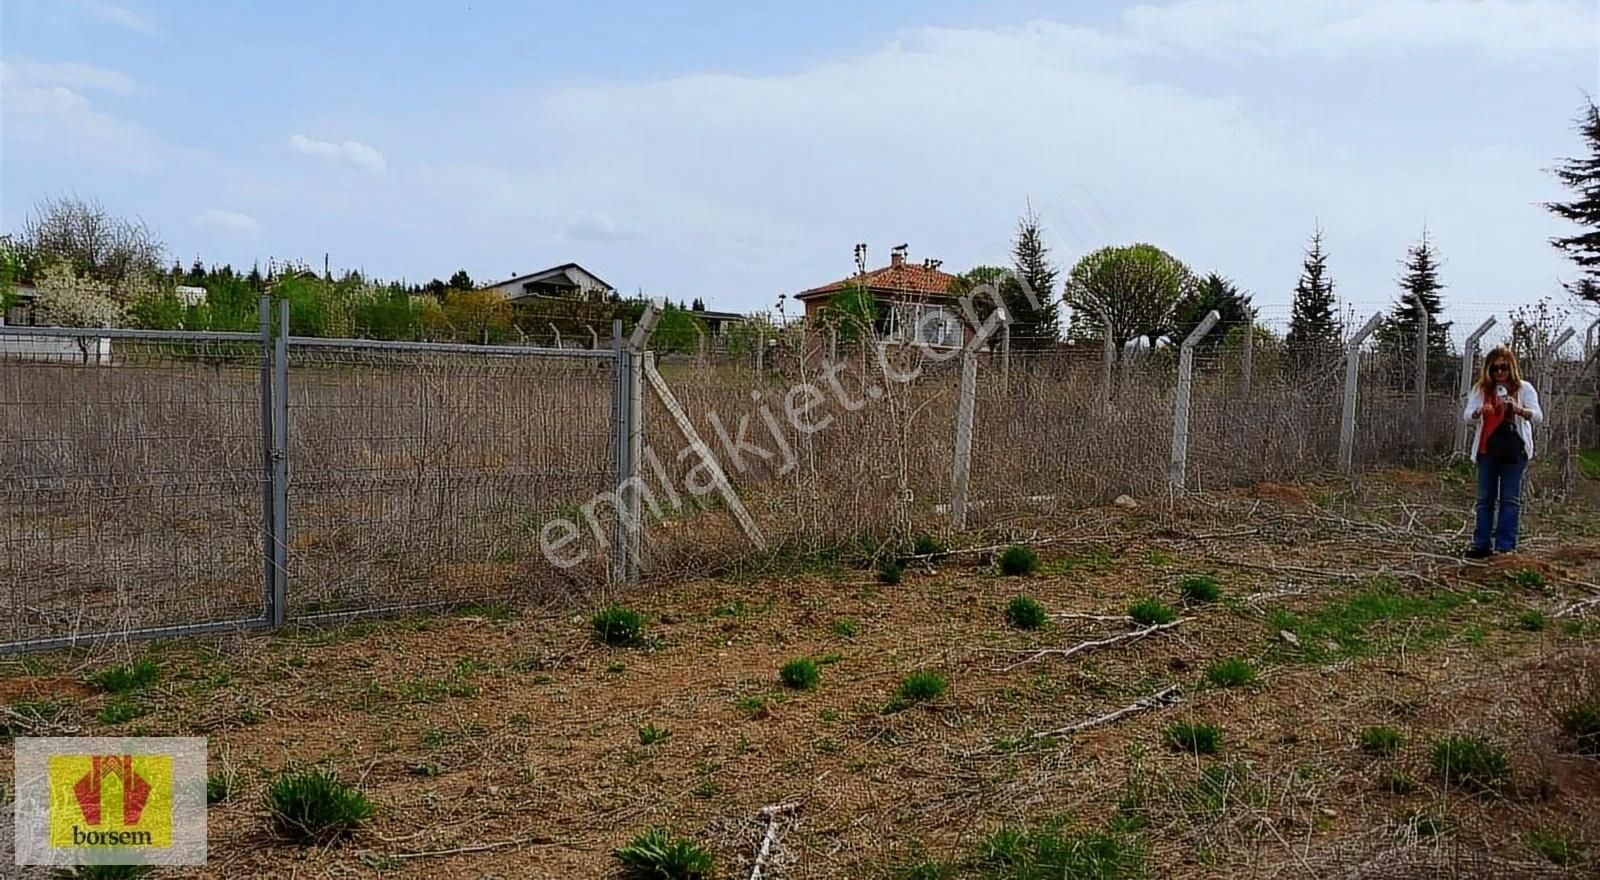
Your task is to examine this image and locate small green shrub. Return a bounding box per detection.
[878,559,904,585]
[1204,658,1257,688]
[97,699,145,725]
[831,618,859,638]
[1178,575,1221,603]
[912,533,948,559]
[592,606,647,646]
[1005,596,1047,630]
[999,545,1038,576]
[973,822,1143,877]
[1527,828,1582,867]
[638,723,671,746]
[892,858,954,880]
[1516,610,1547,632]
[615,827,714,879]
[92,659,159,695]
[888,670,948,711]
[267,767,373,843]
[780,658,821,691]
[1164,721,1222,755]
[206,773,233,805]
[1430,736,1509,792]
[1556,695,1600,756]
[1359,725,1404,757]
[1128,598,1177,626]
[1506,568,1547,589]
[1379,770,1418,795]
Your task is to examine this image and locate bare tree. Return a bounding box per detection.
[18,194,165,290]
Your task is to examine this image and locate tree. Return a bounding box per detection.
[441,289,512,343]
[448,269,474,291]
[1171,273,1254,356]
[1284,228,1342,369]
[1375,230,1452,386]
[1006,209,1062,350]
[1547,98,1600,304]
[1064,243,1196,357]
[1506,297,1570,366]
[819,284,879,343]
[19,194,164,290]
[691,297,706,312]
[653,304,707,354]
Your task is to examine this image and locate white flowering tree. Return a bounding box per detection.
[32,263,145,362]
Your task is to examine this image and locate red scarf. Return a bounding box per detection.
[1478,396,1508,455]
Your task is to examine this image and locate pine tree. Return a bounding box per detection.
[1284,228,1341,369]
[1376,230,1452,387]
[1006,208,1061,351]
[1172,273,1253,356]
[1547,98,1600,304]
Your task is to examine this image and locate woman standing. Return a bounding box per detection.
[1461,346,1543,558]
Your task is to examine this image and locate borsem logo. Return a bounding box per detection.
[49,754,173,848]
[14,737,207,867]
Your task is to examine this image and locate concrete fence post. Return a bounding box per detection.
[609,321,630,586]
[950,348,978,530]
[549,323,562,349]
[1415,304,1428,447]
[1339,314,1386,474]
[1455,317,1496,457]
[1101,319,1115,408]
[1241,320,1254,397]
[1169,310,1220,492]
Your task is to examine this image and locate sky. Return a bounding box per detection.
[3,0,1599,332]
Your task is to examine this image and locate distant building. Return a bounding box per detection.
[480,263,615,303]
[793,245,965,348]
[174,285,207,306]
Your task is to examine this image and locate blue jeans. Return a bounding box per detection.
[1474,453,1528,552]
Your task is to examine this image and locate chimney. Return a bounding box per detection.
[890,243,908,268]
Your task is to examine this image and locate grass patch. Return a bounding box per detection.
[1203,658,1257,689]
[735,695,768,718]
[638,723,671,746]
[592,605,647,646]
[1128,598,1176,626]
[888,670,948,712]
[1006,596,1047,631]
[1527,828,1583,867]
[831,618,859,638]
[1430,735,1509,792]
[0,699,66,739]
[999,545,1038,577]
[1515,609,1546,632]
[974,819,1145,878]
[97,699,146,726]
[1378,769,1418,795]
[893,857,955,880]
[1267,578,1465,662]
[1164,721,1221,755]
[92,659,159,695]
[779,658,821,691]
[1178,575,1221,603]
[267,767,374,843]
[614,827,714,879]
[912,533,948,560]
[1505,568,1547,589]
[206,772,233,805]
[878,559,905,585]
[1359,725,1404,757]
[1577,448,1600,480]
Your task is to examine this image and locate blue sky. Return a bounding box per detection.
[4,0,1598,330]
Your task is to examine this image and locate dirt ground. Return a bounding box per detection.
[3,467,1599,879]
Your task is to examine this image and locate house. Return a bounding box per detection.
[793,245,966,348]
[3,284,38,326]
[693,308,749,339]
[480,263,615,303]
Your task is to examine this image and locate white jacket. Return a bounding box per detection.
[1461,382,1543,460]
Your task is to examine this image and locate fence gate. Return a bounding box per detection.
[0,311,278,652]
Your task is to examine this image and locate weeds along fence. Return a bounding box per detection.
[2,300,1596,651]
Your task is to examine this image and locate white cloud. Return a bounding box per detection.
[196,209,259,237]
[78,0,155,34]
[1121,0,1599,58]
[7,59,136,95]
[0,61,159,171]
[287,134,387,174]
[563,210,628,241]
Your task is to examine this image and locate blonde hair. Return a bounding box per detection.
[1474,345,1523,397]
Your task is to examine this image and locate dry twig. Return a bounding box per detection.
[997,619,1188,672]
[1032,685,1183,739]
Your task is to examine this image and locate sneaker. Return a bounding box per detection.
[1465,546,1492,560]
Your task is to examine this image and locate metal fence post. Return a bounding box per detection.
[950,348,978,529]
[627,345,645,581]
[1339,314,1385,474]
[257,296,276,625]
[1455,317,1496,456]
[1415,305,1427,448]
[270,299,290,626]
[1169,310,1220,491]
[609,320,629,585]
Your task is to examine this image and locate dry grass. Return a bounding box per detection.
[2,470,1597,877]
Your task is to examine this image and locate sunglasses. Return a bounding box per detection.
[1490,364,1510,372]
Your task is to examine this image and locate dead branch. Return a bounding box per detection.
[751,802,802,880]
[390,833,558,860]
[1032,685,1183,739]
[1557,595,1600,618]
[1000,619,1188,672]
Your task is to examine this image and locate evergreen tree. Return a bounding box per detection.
[1005,209,1062,351]
[1284,228,1341,368]
[448,269,474,291]
[1172,273,1254,356]
[1375,230,1452,387]
[691,297,706,311]
[186,258,206,287]
[1546,98,1600,304]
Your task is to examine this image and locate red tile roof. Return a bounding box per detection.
[796,260,960,301]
